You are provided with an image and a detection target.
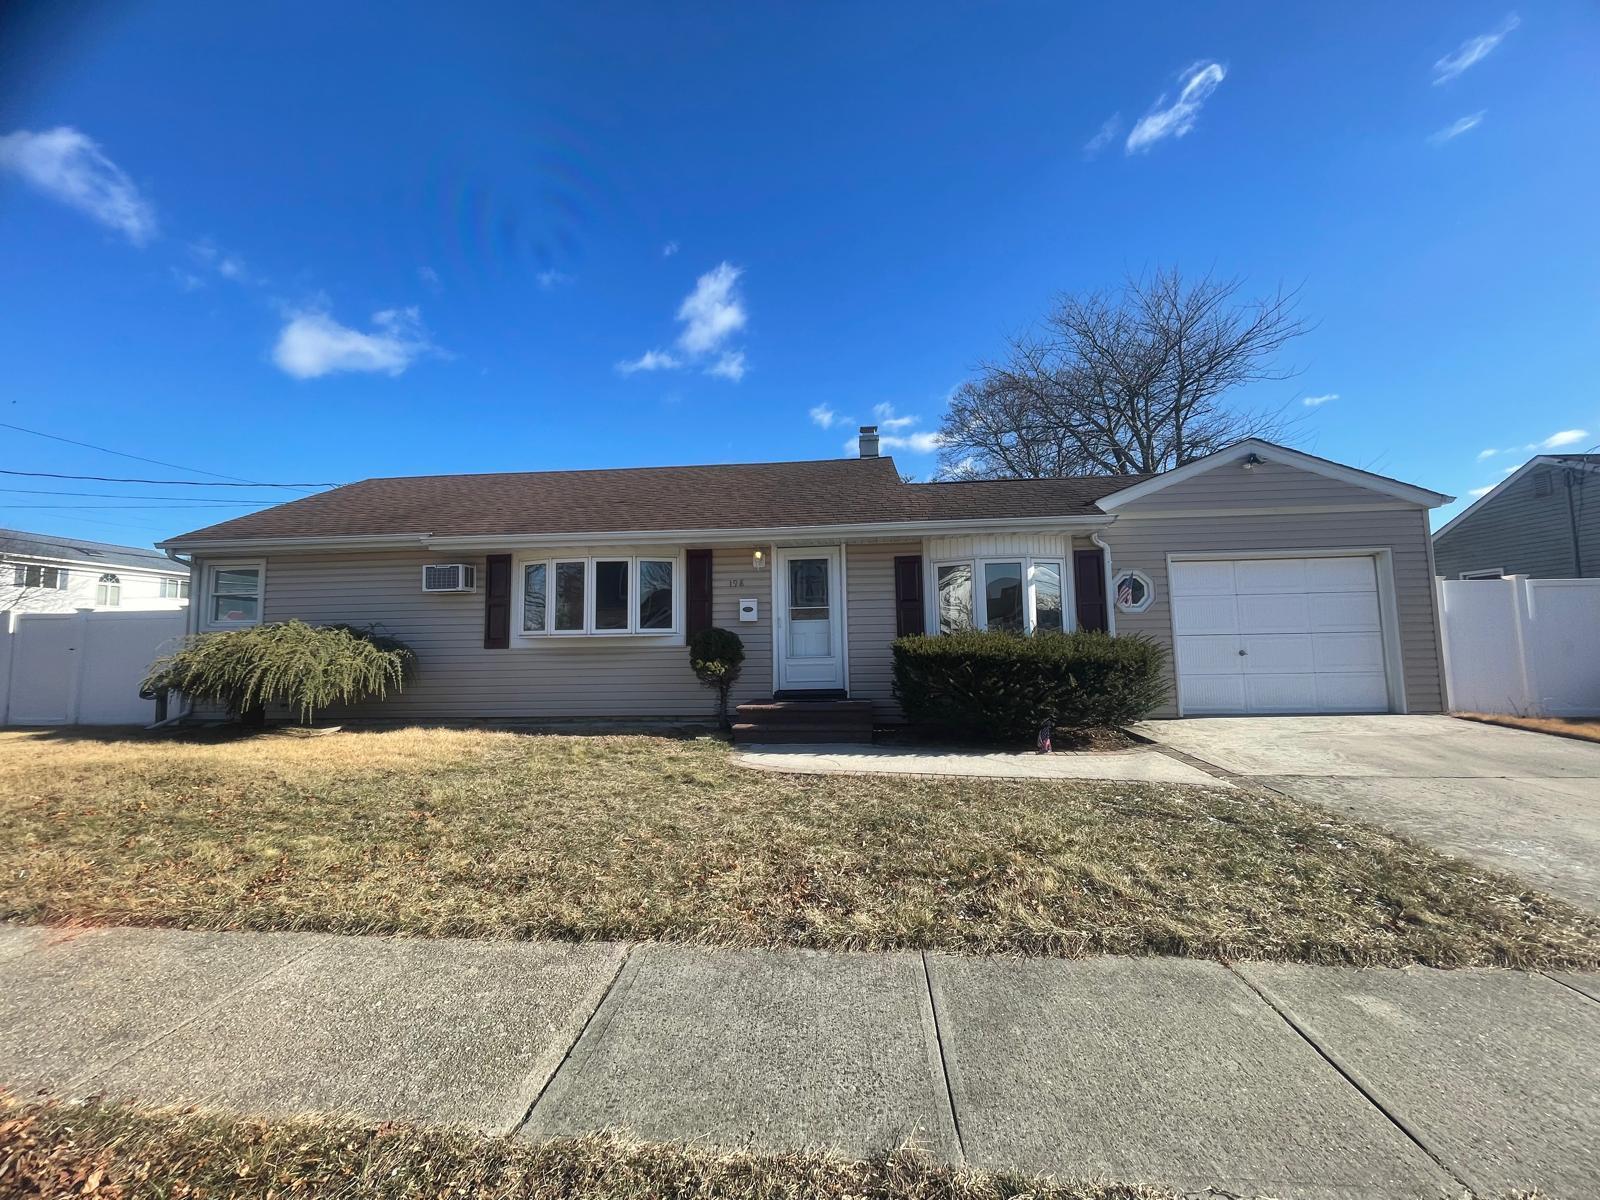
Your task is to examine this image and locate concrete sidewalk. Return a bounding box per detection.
[3,925,1597,1200]
[733,742,1227,785]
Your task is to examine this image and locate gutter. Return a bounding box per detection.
[166,515,1118,556]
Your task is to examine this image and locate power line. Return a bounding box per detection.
[0,468,334,487]
[0,419,305,489]
[0,502,275,510]
[0,486,297,501]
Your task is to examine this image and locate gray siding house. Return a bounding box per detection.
[160,434,1452,725]
[1433,455,1600,580]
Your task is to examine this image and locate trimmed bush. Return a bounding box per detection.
[143,621,416,726]
[892,629,1169,742]
[688,627,745,728]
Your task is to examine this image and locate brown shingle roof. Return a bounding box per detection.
[164,457,1140,545]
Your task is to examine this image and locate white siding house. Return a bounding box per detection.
[1,528,190,615]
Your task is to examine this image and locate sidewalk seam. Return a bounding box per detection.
[1538,970,1600,1006]
[1227,963,1478,1198]
[919,951,967,1164]
[511,942,635,1139]
[68,935,325,1091]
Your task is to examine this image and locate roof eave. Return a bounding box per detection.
[162,514,1116,555]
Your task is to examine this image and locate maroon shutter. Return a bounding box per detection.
[893,555,925,637]
[686,548,714,636]
[1073,548,1108,633]
[483,554,511,648]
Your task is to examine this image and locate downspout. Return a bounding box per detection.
[1090,532,1115,635]
[149,547,197,728]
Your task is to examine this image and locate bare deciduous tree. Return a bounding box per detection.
[938,268,1310,479]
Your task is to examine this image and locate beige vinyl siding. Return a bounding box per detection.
[1117,458,1400,512]
[1106,508,1445,716]
[244,546,772,721]
[845,541,919,719]
[1432,464,1600,579]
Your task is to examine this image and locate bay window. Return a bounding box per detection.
[519,554,680,637]
[933,555,1068,635]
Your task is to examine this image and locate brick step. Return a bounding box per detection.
[731,723,874,745]
[735,700,873,719]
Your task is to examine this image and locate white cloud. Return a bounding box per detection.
[676,262,746,354]
[536,268,573,290]
[0,126,156,244]
[1083,113,1122,159]
[1433,14,1520,85]
[1301,393,1338,408]
[706,351,746,381]
[188,238,250,284]
[1125,61,1226,155]
[1469,485,1496,497]
[418,265,441,290]
[615,349,682,375]
[170,267,205,292]
[810,404,843,429]
[1476,448,1498,461]
[1429,111,1485,145]
[1542,429,1589,449]
[662,241,679,257]
[273,306,433,380]
[1503,465,1519,474]
[872,402,919,430]
[856,430,946,455]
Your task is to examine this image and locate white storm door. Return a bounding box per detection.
[776,547,844,691]
[1172,555,1390,715]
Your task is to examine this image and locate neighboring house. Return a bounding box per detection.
[1,528,191,615]
[159,433,1452,722]
[1432,455,1600,580]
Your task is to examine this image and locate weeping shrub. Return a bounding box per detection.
[892,629,1169,742]
[688,627,745,728]
[143,621,417,726]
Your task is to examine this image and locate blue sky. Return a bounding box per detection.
[1,2,1596,547]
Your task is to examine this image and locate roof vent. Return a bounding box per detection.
[858,425,880,458]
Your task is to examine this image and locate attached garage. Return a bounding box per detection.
[1170,553,1398,715]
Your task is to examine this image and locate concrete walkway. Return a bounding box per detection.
[1134,716,1600,911]
[3,925,1597,1199]
[734,742,1227,785]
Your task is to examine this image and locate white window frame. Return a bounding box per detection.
[1113,568,1155,615]
[1459,568,1505,580]
[202,559,266,630]
[931,555,1068,635]
[160,577,192,599]
[12,563,68,591]
[514,551,685,642]
[95,573,122,607]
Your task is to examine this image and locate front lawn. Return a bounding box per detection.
[0,1097,1163,1200]
[1458,711,1600,745]
[1,727,1596,968]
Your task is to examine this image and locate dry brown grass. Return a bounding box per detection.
[0,1095,1171,1200]
[1457,712,1600,744]
[1,727,1597,968]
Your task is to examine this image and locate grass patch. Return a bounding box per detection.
[1,727,1597,968]
[0,1095,1169,1200]
[1457,712,1600,745]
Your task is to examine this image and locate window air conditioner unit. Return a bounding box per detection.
[422,563,477,593]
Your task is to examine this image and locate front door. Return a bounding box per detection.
[776,547,845,692]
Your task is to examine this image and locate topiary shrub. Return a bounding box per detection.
[891,629,1169,742]
[688,627,745,728]
[143,620,416,726]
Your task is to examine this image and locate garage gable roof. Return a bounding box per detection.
[1095,439,1452,511]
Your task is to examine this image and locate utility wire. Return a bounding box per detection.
[0,485,299,501]
[0,502,276,510]
[0,468,335,487]
[0,419,316,490]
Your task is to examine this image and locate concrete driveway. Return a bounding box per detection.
[1134,716,1600,911]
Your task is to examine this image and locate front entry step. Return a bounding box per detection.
[732,699,874,745]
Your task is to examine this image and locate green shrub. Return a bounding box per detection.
[144,621,416,726]
[688,627,745,727]
[891,629,1169,742]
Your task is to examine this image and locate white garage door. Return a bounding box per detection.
[1171,556,1391,715]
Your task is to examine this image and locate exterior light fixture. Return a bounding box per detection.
[752,548,768,571]
[1241,452,1265,471]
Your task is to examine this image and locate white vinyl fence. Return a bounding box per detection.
[0,608,188,726]
[1438,576,1600,717]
